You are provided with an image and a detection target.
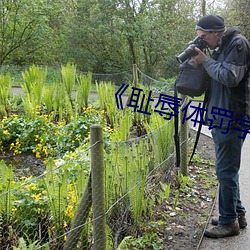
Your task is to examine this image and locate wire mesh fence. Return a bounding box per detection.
[0,120,187,249]
[0,65,190,249]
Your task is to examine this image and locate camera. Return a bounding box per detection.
[176,36,208,64]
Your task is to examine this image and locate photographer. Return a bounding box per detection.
[192,15,250,238]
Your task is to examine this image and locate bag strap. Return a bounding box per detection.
[188,91,208,164]
[174,82,208,167]
[188,48,210,164]
[174,80,180,168]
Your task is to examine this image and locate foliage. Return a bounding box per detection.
[61,63,76,101]
[13,235,46,250]
[76,71,92,110]
[0,149,91,248]
[0,0,52,65]
[96,81,117,127]
[0,0,237,79]
[0,79,180,248]
[0,161,15,222]
[21,65,47,118]
[117,233,163,250]
[0,73,12,116]
[144,112,175,164]
[0,107,102,158]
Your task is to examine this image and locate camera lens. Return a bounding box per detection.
[176,44,198,63]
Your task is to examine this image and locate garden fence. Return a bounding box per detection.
[0,65,190,249]
[0,123,189,249]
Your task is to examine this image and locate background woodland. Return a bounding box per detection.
[0,0,249,81]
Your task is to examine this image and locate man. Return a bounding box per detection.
[192,15,250,238]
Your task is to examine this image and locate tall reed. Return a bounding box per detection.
[61,63,76,103]
[105,134,153,226]
[0,73,12,116]
[96,81,117,127]
[0,161,14,222]
[144,112,175,164]
[43,84,56,114]
[21,65,47,118]
[76,72,92,112]
[43,159,68,232]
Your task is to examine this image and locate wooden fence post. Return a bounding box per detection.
[91,124,106,250]
[133,64,138,87]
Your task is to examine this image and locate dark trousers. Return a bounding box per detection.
[211,128,246,225]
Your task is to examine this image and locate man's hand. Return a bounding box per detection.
[192,47,207,64]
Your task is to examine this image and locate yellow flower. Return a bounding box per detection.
[26,183,37,191]
[36,152,41,159]
[71,195,76,204]
[32,193,42,201]
[65,205,74,218]
[3,130,9,135]
[12,207,17,212]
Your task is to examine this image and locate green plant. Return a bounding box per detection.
[0,161,15,222]
[76,72,92,111]
[172,190,180,210]
[178,173,192,189]
[43,84,56,114]
[111,108,133,141]
[117,233,163,250]
[12,177,49,241]
[105,136,153,231]
[0,73,12,116]
[96,81,117,127]
[21,65,47,118]
[144,112,175,164]
[132,84,153,125]
[60,62,76,102]
[157,182,171,203]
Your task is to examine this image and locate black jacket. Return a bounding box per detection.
[203,26,250,129]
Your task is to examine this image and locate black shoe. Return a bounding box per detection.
[211,214,247,229]
[204,222,240,238]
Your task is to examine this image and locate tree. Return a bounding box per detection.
[220,0,250,39]
[0,0,50,65]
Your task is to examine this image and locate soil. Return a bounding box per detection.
[0,152,45,180]
[158,129,217,250]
